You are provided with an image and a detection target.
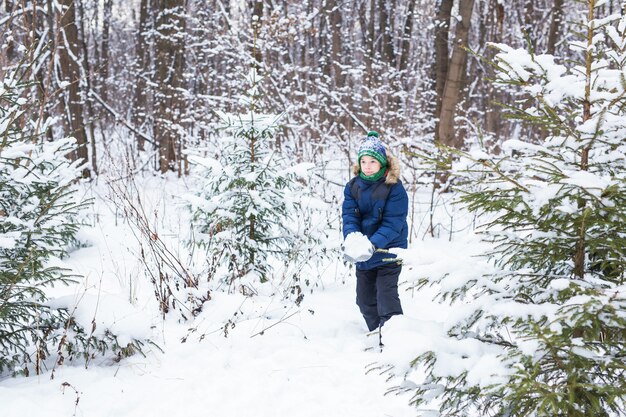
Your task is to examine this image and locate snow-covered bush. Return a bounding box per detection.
[187,70,335,296]
[406,4,626,416]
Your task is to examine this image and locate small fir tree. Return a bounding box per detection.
[410,3,626,416]
[1,70,147,376]
[0,71,85,373]
[188,69,332,291]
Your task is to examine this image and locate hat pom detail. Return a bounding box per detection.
[357,132,387,169]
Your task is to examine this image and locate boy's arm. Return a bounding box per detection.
[341,182,361,238]
[369,183,408,249]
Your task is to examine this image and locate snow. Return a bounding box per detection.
[285,162,316,178]
[550,278,571,291]
[343,232,373,261]
[560,170,610,192]
[0,162,510,417]
[5,25,623,408]
[48,294,153,347]
[1,174,462,417]
[0,286,416,417]
[2,5,626,416]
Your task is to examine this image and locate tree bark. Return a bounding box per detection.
[153,0,187,173]
[434,0,453,139]
[76,0,98,176]
[3,1,19,64]
[251,0,263,68]
[20,2,54,142]
[398,0,415,73]
[132,0,151,151]
[328,0,343,88]
[437,0,475,150]
[485,0,504,138]
[100,0,113,103]
[318,0,344,137]
[57,0,90,178]
[547,0,564,55]
[365,0,376,127]
[523,0,536,50]
[379,0,395,64]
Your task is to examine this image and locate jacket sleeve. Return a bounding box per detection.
[369,182,408,249]
[341,182,361,239]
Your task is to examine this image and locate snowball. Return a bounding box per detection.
[343,232,372,260]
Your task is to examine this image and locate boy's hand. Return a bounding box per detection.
[343,232,375,263]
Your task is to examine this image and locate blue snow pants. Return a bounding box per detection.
[355,263,403,331]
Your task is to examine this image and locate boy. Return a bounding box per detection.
[342,131,409,335]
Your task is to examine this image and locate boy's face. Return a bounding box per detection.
[360,155,382,176]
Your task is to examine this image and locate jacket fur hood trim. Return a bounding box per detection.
[352,153,400,184]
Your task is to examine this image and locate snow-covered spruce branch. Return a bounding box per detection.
[399,6,626,416]
[442,143,531,193]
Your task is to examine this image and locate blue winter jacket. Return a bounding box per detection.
[342,155,409,270]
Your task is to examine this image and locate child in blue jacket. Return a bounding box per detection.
[342,131,409,333]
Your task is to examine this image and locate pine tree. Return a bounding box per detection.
[410,3,626,416]
[187,69,332,292]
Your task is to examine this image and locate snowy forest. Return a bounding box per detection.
[1,0,626,416]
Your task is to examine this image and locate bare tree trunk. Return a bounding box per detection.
[100,0,113,103]
[76,0,98,176]
[547,0,564,54]
[379,0,395,64]
[20,2,54,142]
[329,0,343,88]
[398,0,415,73]
[434,0,453,140]
[2,1,19,64]
[366,0,376,69]
[524,0,536,49]
[153,0,187,173]
[319,3,329,80]
[132,0,151,151]
[251,0,263,68]
[485,0,504,138]
[363,0,376,128]
[317,0,344,142]
[437,0,475,150]
[57,0,90,178]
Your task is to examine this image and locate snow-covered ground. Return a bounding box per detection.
[0,171,470,417]
[0,287,425,417]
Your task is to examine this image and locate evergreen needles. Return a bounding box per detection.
[187,69,334,295]
[1,69,149,376]
[0,72,84,374]
[410,4,626,416]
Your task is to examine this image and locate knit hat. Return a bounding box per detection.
[357,131,387,168]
